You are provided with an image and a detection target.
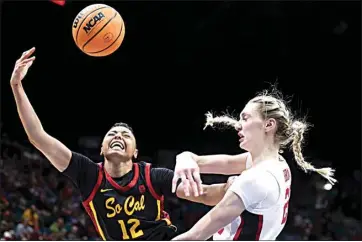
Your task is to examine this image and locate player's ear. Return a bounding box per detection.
[100,146,104,155]
[265,118,277,133]
[133,149,138,159]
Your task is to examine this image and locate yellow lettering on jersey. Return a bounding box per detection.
[105,195,145,218]
[124,195,145,216]
[105,197,123,218]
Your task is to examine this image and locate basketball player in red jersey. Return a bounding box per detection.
[9,48,231,240]
[172,90,337,240]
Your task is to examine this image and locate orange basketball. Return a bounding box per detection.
[72,4,125,57]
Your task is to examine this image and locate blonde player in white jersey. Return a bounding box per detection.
[171,89,337,240]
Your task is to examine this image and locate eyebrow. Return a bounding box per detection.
[109,130,130,135]
[240,112,247,118]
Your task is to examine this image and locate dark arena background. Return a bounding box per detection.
[1,0,361,240]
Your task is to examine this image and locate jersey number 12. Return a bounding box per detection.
[118,219,144,240]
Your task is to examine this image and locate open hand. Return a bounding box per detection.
[172,153,203,197]
[10,47,36,86]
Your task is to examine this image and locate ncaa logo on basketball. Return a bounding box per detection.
[83,12,106,34]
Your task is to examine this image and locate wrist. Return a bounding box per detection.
[176,151,196,164]
[10,81,22,89]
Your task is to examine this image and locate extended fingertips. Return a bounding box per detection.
[22,56,35,64]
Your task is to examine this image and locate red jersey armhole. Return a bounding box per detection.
[83,163,104,205]
[145,163,162,200]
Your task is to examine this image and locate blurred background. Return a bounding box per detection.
[1,0,361,240]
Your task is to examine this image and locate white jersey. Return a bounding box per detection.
[213,157,292,241]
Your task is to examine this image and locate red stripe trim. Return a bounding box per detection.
[144,163,170,221]
[82,201,101,236]
[144,163,162,200]
[255,215,263,240]
[82,164,104,237]
[233,215,244,240]
[83,164,103,204]
[104,163,139,192]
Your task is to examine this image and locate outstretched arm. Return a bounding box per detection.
[172,189,245,240]
[172,151,249,196]
[181,151,249,175]
[10,48,71,172]
[173,171,278,240]
[176,176,237,206]
[151,168,237,206]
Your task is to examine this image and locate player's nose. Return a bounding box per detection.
[114,133,122,139]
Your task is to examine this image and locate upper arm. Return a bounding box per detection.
[62,152,99,199]
[193,152,249,175]
[182,190,246,240]
[30,131,72,172]
[228,171,278,210]
[150,167,178,198]
[213,189,246,222]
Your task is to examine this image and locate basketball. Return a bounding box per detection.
[72,4,125,57]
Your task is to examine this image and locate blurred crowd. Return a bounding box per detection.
[0,130,361,240]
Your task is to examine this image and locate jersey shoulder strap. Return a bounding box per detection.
[139,162,163,200]
[82,163,104,204]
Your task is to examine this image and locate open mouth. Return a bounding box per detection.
[239,134,245,143]
[109,140,125,151]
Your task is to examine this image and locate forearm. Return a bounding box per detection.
[199,184,226,206]
[177,151,245,175]
[173,208,230,240]
[173,190,244,241]
[177,183,226,206]
[11,83,45,143]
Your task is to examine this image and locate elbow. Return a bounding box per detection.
[28,130,47,147]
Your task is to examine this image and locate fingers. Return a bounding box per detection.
[186,170,198,197]
[180,173,190,197]
[16,57,35,69]
[16,56,35,69]
[21,56,36,64]
[171,174,179,193]
[192,170,203,195]
[18,47,35,62]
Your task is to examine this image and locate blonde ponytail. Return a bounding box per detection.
[204,112,240,130]
[291,120,337,185]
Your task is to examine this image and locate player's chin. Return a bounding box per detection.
[105,149,130,160]
[239,141,248,150]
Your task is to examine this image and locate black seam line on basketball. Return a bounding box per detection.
[87,22,123,54]
[75,6,108,46]
[82,12,118,51]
